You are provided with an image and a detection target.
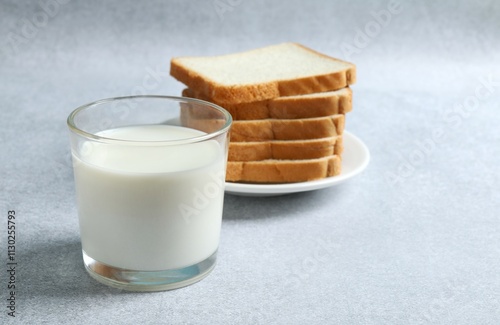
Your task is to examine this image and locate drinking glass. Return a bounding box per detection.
[67,96,232,291]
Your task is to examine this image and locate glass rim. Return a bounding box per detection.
[67,95,232,145]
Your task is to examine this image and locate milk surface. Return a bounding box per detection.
[73,125,226,271]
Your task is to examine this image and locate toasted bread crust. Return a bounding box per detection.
[228,136,343,161]
[226,155,342,183]
[230,114,344,142]
[182,88,352,120]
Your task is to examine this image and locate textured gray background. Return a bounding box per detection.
[1,0,500,324]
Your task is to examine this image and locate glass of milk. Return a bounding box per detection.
[67,96,232,291]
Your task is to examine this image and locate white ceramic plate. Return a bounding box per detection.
[224,131,370,197]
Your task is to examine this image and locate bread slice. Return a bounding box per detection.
[229,136,343,161]
[226,155,341,183]
[230,114,344,142]
[182,87,352,120]
[171,43,356,104]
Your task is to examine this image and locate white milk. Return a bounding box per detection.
[72,125,226,271]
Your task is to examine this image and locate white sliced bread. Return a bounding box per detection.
[226,155,341,183]
[228,136,343,161]
[230,114,344,142]
[171,43,356,104]
[182,87,352,120]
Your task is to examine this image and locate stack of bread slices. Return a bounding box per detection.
[170,43,356,183]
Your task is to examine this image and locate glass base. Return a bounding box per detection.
[83,250,217,291]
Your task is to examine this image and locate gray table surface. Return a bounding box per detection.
[1,0,499,324]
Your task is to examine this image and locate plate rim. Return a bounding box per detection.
[224,131,370,196]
